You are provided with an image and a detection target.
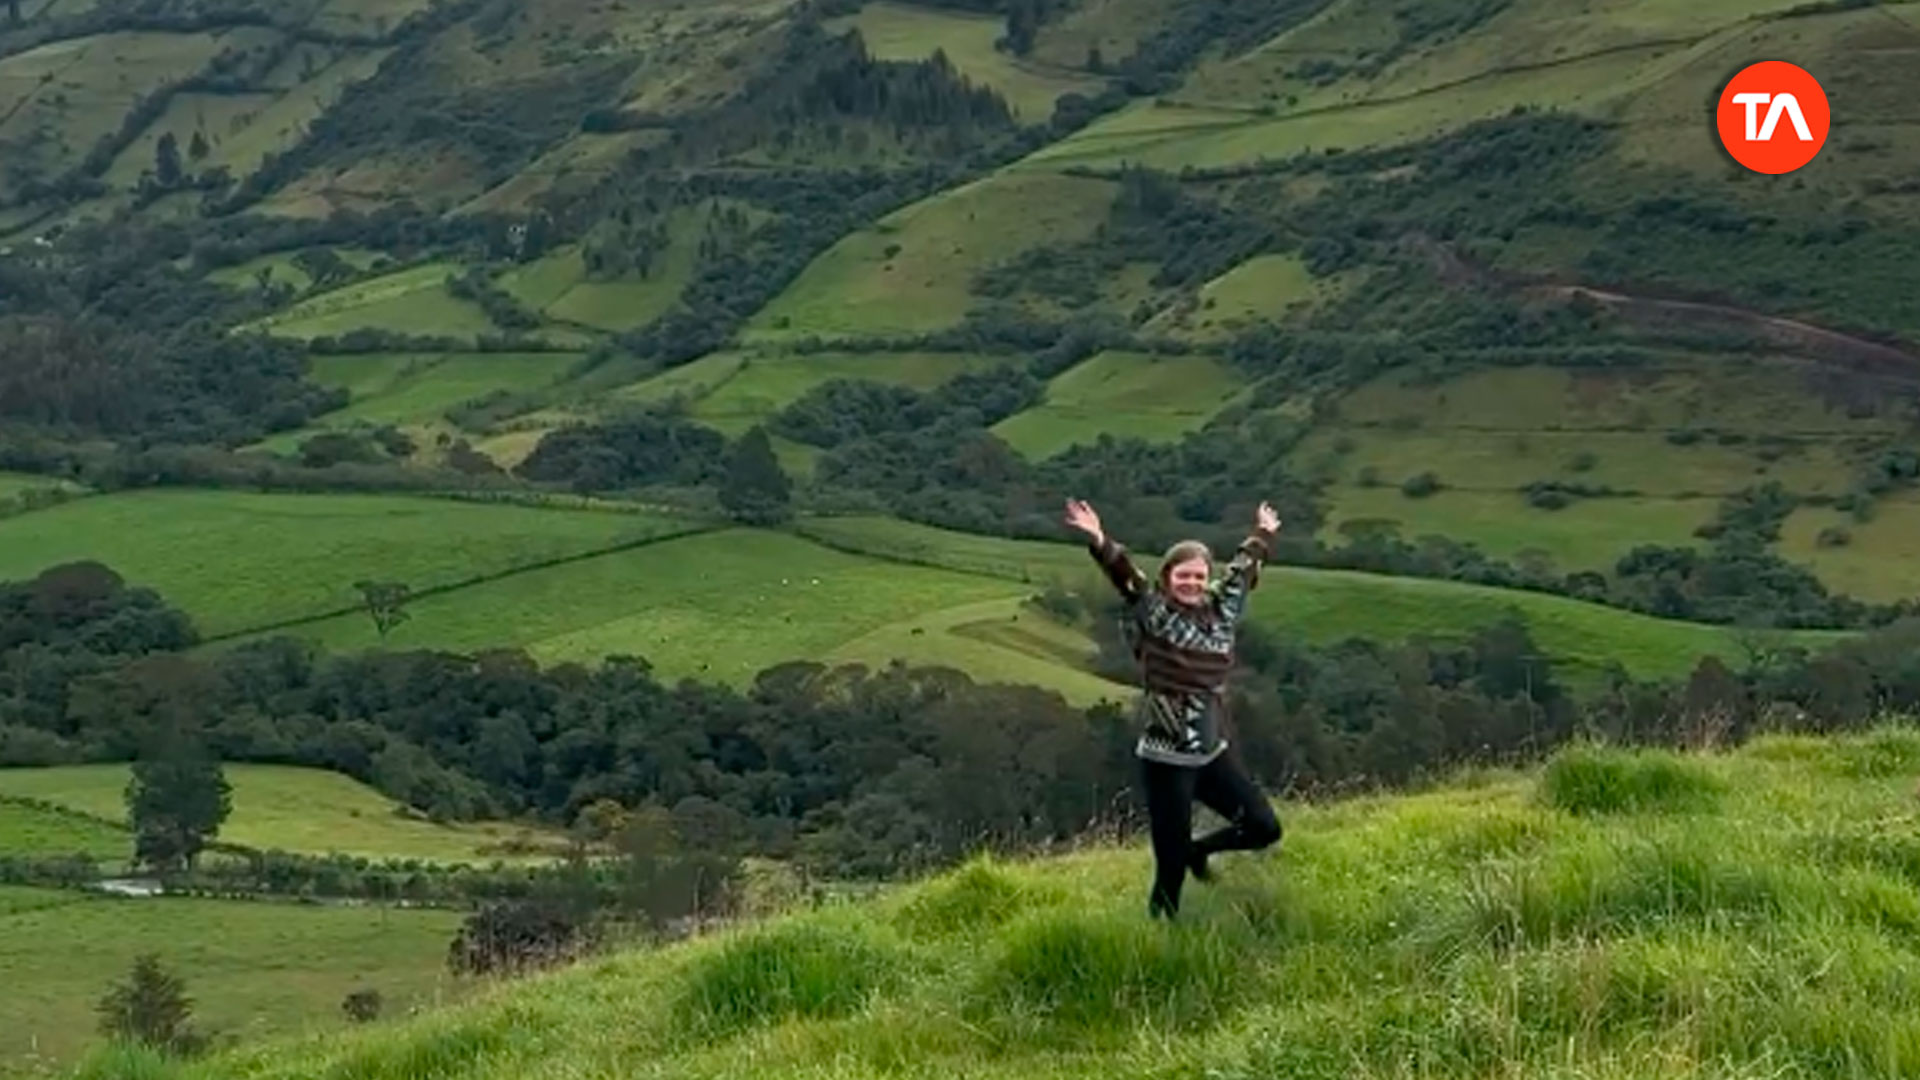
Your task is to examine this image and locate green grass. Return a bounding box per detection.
[248,528,1059,690]
[498,231,697,334]
[1153,253,1334,339]
[245,263,499,341]
[0,490,694,639]
[0,764,562,862]
[790,514,1843,686]
[255,352,581,453]
[5,892,461,1072]
[0,799,130,860]
[1317,486,1717,571]
[205,247,387,294]
[0,31,232,198]
[615,350,1013,434]
[746,171,1118,341]
[1780,496,1920,605]
[68,728,1920,1080]
[828,1,1106,121]
[991,351,1249,460]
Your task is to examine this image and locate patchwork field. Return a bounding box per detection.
[0,490,696,638]
[1317,486,1719,571]
[1780,495,1920,606]
[1297,360,1920,587]
[0,764,563,862]
[0,30,234,197]
[1,890,462,1071]
[0,800,130,861]
[256,351,582,454]
[745,171,1119,340]
[205,247,388,293]
[245,262,500,341]
[790,515,1842,687]
[616,349,1013,435]
[829,1,1107,121]
[991,350,1249,459]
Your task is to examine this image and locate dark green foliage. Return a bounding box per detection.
[772,363,1042,448]
[444,267,542,332]
[1402,471,1441,497]
[1540,744,1723,815]
[125,736,233,871]
[95,954,204,1056]
[447,897,598,977]
[353,580,412,640]
[719,426,793,525]
[341,989,382,1023]
[515,411,729,492]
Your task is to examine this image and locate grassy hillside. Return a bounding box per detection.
[253,351,582,454]
[990,350,1249,460]
[828,1,1106,121]
[1298,358,1920,581]
[0,490,697,638]
[63,729,1920,1080]
[5,889,461,1072]
[0,764,564,862]
[0,800,130,860]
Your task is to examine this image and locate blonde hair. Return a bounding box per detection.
[1159,540,1212,586]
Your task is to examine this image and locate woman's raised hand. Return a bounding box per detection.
[1064,498,1104,545]
[1256,501,1281,534]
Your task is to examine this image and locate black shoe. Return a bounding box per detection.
[1189,847,1213,884]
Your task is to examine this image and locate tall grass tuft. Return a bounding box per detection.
[973,909,1249,1037]
[672,921,896,1038]
[1540,743,1723,815]
[895,855,1060,938]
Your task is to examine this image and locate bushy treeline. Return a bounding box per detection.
[13,560,1920,886]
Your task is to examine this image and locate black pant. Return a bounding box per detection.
[1141,751,1281,917]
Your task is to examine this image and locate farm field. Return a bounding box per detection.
[1316,487,1719,571]
[744,171,1119,341]
[615,349,1014,434]
[244,263,499,342]
[1,890,462,1071]
[990,350,1249,459]
[788,516,1843,686]
[0,764,566,862]
[256,351,582,453]
[0,799,130,861]
[828,1,1106,121]
[0,490,696,639]
[80,730,1920,1080]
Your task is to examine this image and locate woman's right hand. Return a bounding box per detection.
[1063,498,1103,546]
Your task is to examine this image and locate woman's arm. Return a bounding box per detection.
[1215,502,1280,623]
[1065,498,1146,604]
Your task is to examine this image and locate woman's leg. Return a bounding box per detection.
[1140,758,1199,918]
[1188,751,1281,881]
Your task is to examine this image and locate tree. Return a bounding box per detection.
[154,133,182,188]
[188,130,209,162]
[126,738,232,871]
[354,581,412,641]
[97,954,203,1054]
[719,426,792,526]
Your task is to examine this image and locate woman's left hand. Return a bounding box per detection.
[1256,501,1281,534]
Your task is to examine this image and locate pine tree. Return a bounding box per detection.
[188,130,209,162]
[154,133,182,188]
[97,954,202,1054]
[719,426,792,526]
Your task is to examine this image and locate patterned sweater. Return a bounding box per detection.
[1088,527,1275,766]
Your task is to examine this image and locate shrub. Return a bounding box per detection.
[1402,472,1442,498]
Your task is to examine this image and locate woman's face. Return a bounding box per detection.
[1165,557,1210,606]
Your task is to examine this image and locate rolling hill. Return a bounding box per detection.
[54,731,1920,1080]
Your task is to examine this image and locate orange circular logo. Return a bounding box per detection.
[1716,61,1829,174]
